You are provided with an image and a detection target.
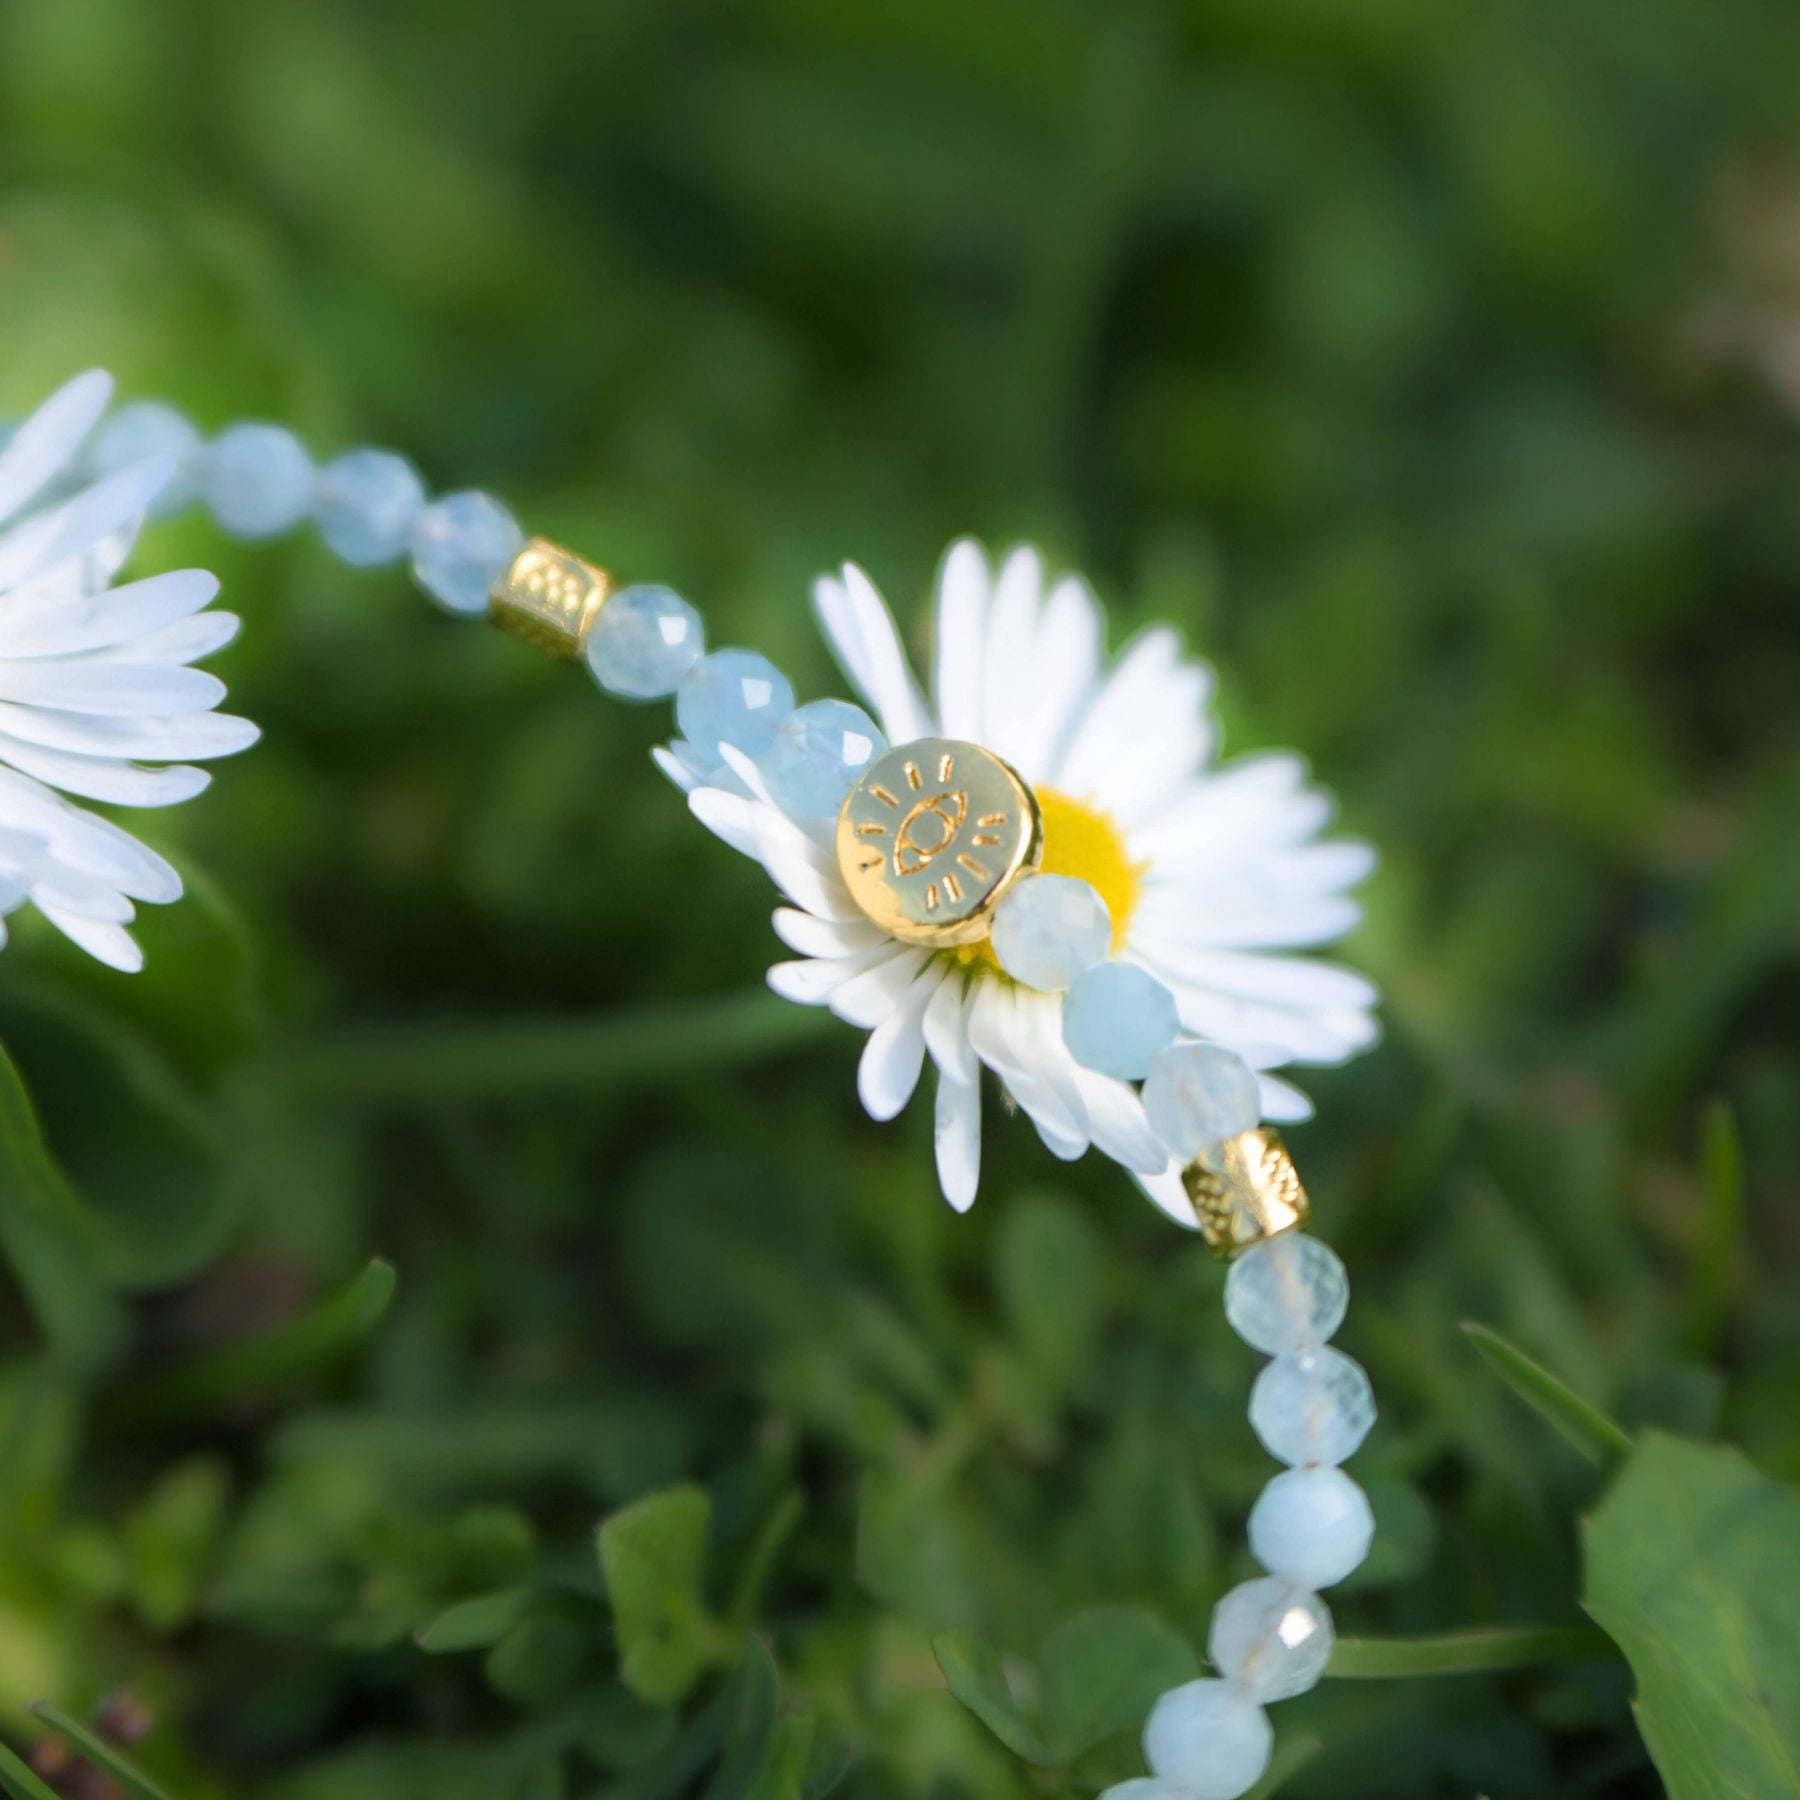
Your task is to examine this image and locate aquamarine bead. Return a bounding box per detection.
[314,448,426,566]
[1062,960,1179,1079]
[1207,1577,1334,1702]
[1248,1467,1374,1589]
[675,649,795,762]
[1249,1347,1375,1467]
[87,401,203,518]
[1141,1041,1259,1161]
[760,699,885,821]
[1099,1782,1194,1800]
[586,583,706,700]
[1142,1679,1271,1800]
[990,874,1111,992]
[199,422,314,539]
[1223,1234,1348,1355]
[410,489,523,617]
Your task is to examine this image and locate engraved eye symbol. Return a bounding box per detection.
[893,790,968,876]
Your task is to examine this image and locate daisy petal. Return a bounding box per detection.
[1134,1162,1201,1229]
[858,962,946,1121]
[1257,1072,1315,1122]
[0,659,226,719]
[771,906,885,959]
[830,944,931,1029]
[0,733,210,807]
[813,564,933,745]
[34,902,143,973]
[935,1073,982,1212]
[0,370,113,526]
[0,568,220,658]
[932,538,988,742]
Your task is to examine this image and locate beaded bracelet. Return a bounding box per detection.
[3,373,1383,1800]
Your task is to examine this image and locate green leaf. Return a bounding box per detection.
[1038,1605,1200,1762]
[597,1485,717,1703]
[105,1257,398,1424]
[0,1042,120,1366]
[705,1636,779,1800]
[486,1616,587,1706]
[26,1703,178,1800]
[1462,1321,1633,1466]
[1681,1100,1744,1356]
[1328,1624,1614,1678]
[930,1631,1055,1767]
[1582,1433,1800,1800]
[417,1586,539,1653]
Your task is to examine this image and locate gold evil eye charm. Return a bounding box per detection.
[836,737,1044,946]
[1182,1128,1311,1259]
[490,537,617,660]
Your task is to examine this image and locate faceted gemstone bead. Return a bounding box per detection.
[1249,1347,1376,1467]
[1142,1678,1272,1800]
[1141,1041,1259,1161]
[87,400,203,518]
[314,447,426,566]
[1223,1233,1349,1355]
[1207,1577,1334,1702]
[1248,1467,1375,1590]
[675,649,795,763]
[410,490,524,617]
[586,582,706,700]
[199,422,314,539]
[1062,960,1179,1078]
[1099,1782,1194,1800]
[760,699,886,821]
[990,874,1111,992]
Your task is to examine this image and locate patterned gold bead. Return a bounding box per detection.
[489,537,616,660]
[836,737,1043,947]
[1183,1127,1311,1259]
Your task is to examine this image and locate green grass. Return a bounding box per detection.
[0,0,1798,1794]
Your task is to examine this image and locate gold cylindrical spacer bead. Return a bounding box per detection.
[1183,1127,1311,1259]
[489,537,617,660]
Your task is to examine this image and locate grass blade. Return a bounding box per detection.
[1329,1625,1615,1678]
[0,1741,62,1800]
[26,1704,177,1800]
[1461,1322,1633,1466]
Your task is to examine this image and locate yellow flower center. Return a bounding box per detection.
[956,787,1146,975]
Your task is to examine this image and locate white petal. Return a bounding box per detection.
[0,568,219,658]
[0,659,226,719]
[831,944,931,1029]
[1012,573,1101,783]
[750,802,860,921]
[1257,1072,1315,1122]
[0,459,168,593]
[0,702,258,761]
[1134,1162,1201,1229]
[0,732,210,806]
[1069,1064,1167,1174]
[34,902,143,972]
[29,866,135,922]
[969,981,1087,1158]
[858,962,947,1121]
[689,787,759,858]
[0,766,181,901]
[89,609,242,667]
[1132,945,1379,1013]
[931,539,988,742]
[922,964,976,1084]
[0,370,113,525]
[813,564,933,745]
[1130,754,1326,873]
[771,906,885,958]
[651,745,701,794]
[1137,893,1364,951]
[979,547,1043,771]
[935,1073,982,1212]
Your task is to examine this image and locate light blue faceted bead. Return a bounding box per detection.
[586,583,706,700]
[1248,1466,1375,1590]
[1141,1041,1260,1161]
[314,448,427,566]
[760,699,886,821]
[1062,960,1179,1079]
[1223,1233,1349,1355]
[990,873,1111,992]
[1207,1577,1334,1702]
[410,489,523,616]
[675,649,795,762]
[1249,1347,1375,1467]
[200,422,314,539]
[1142,1678,1272,1800]
[87,401,203,518]
[1099,1782,1194,1800]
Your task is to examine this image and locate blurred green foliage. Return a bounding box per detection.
[1,0,1799,1795]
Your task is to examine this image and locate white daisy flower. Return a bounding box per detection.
[662,541,1377,1225]
[0,370,258,971]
